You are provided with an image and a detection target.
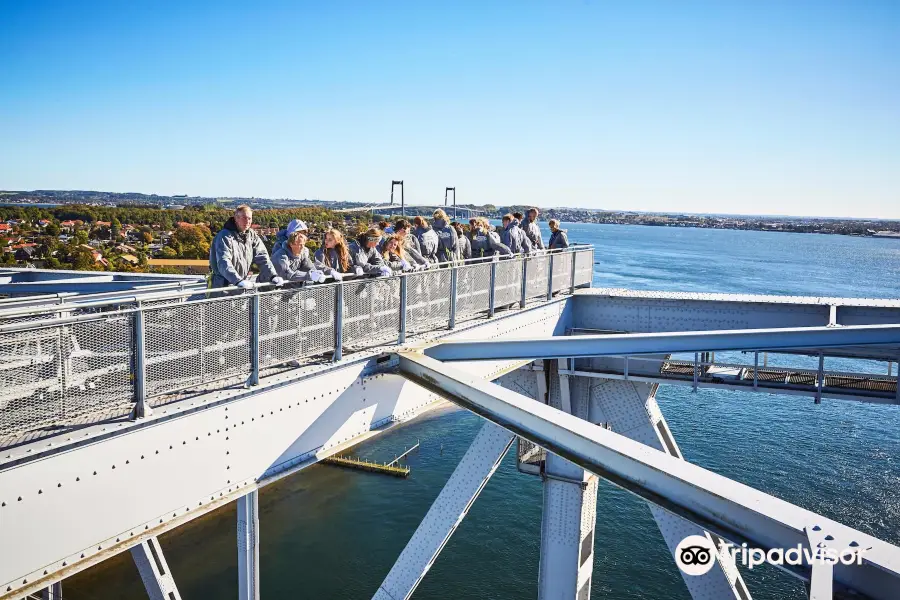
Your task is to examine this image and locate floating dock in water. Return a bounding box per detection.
[323,455,410,477]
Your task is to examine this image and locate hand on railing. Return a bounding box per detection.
[271,276,285,287]
[236,280,256,290]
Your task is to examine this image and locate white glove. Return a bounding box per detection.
[492,253,500,262]
[331,271,343,281]
[354,266,365,276]
[308,270,326,283]
[378,266,393,277]
[271,276,285,286]
[400,259,411,271]
[236,279,255,289]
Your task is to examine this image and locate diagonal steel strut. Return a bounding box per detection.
[373,421,515,600]
[397,351,900,600]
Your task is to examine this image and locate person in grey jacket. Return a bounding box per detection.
[431,209,458,264]
[271,219,327,283]
[511,212,533,254]
[350,228,392,277]
[547,219,570,249]
[209,205,283,288]
[392,219,430,269]
[452,222,471,260]
[314,228,354,278]
[412,216,439,263]
[469,217,511,260]
[523,208,544,250]
[500,214,529,255]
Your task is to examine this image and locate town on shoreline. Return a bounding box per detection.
[0,188,897,275]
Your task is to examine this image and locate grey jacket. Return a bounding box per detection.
[272,242,317,282]
[500,221,529,255]
[314,247,352,274]
[209,218,278,287]
[349,240,386,275]
[470,229,511,258]
[414,226,439,262]
[432,219,458,263]
[548,229,569,249]
[401,235,429,267]
[522,217,544,250]
[457,234,471,260]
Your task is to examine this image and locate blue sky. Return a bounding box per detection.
[1,1,898,218]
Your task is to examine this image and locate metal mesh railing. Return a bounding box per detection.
[0,315,134,437]
[454,262,492,321]
[0,247,593,442]
[343,277,401,350]
[551,252,573,293]
[574,245,594,287]
[406,269,452,335]
[260,285,336,368]
[525,255,550,301]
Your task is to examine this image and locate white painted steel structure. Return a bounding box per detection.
[3,253,900,600]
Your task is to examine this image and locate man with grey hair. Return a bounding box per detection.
[522,207,544,250]
[209,205,283,288]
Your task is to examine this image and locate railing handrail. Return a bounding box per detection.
[0,246,592,333]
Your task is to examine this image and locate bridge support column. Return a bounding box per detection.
[584,376,751,600]
[537,360,597,600]
[130,536,182,600]
[237,490,260,600]
[373,421,514,600]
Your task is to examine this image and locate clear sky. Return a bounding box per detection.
[1,1,898,218]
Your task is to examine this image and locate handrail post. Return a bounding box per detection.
[333,282,343,362]
[520,257,528,308]
[399,275,408,344]
[449,267,458,329]
[546,253,555,301]
[569,249,577,294]
[131,304,152,419]
[488,261,497,317]
[249,292,260,386]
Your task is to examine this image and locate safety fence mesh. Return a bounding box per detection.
[260,285,336,368]
[574,246,594,287]
[0,316,134,438]
[343,277,401,350]
[551,252,573,293]
[405,269,452,335]
[454,262,492,322]
[525,255,550,301]
[0,248,592,443]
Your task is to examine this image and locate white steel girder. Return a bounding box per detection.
[130,537,182,600]
[237,490,260,600]
[372,421,514,600]
[0,302,567,600]
[537,360,597,600]
[397,352,900,600]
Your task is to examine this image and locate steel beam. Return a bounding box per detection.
[424,324,900,362]
[397,352,900,599]
[586,377,751,599]
[373,422,514,600]
[130,537,182,600]
[237,490,260,600]
[537,361,597,600]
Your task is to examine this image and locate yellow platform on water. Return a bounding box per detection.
[323,455,410,477]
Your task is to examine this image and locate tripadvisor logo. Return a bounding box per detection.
[675,534,868,576]
[675,535,716,576]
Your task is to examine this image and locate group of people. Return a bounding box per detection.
[209,204,570,289]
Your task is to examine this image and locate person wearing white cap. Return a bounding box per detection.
[271,219,327,283]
